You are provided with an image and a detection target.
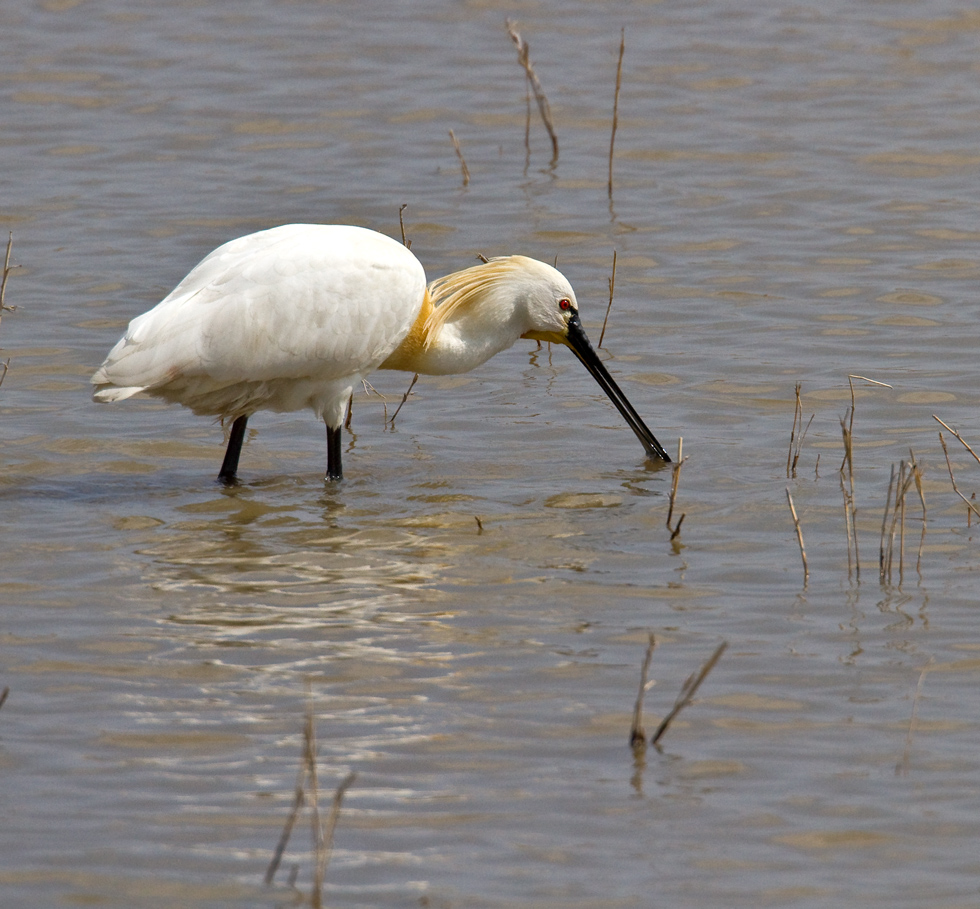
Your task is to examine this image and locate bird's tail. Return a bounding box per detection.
[92,384,146,403]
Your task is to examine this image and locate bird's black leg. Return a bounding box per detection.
[325,423,343,481]
[218,415,248,486]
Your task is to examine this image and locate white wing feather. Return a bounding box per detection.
[92,225,426,417]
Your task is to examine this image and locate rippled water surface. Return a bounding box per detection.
[4,1,980,906]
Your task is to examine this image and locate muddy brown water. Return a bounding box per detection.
[3,1,980,906]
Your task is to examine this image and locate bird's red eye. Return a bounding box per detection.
[558,298,572,311]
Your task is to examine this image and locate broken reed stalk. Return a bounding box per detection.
[448,129,471,186]
[265,714,312,885]
[597,249,617,349]
[629,633,656,749]
[909,448,927,576]
[837,375,890,582]
[785,488,809,585]
[608,28,625,199]
[786,383,814,479]
[938,431,980,522]
[398,204,411,249]
[0,232,16,389]
[505,20,559,166]
[879,458,919,586]
[933,415,980,466]
[879,462,897,584]
[0,686,8,711]
[787,383,801,477]
[313,771,357,907]
[650,641,727,748]
[266,695,356,907]
[0,232,15,316]
[665,437,687,540]
[388,373,419,427]
[897,660,932,776]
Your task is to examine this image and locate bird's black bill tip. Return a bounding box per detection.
[564,313,671,463]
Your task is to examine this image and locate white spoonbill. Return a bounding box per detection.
[92,224,670,483]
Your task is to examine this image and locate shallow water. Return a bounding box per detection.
[3,1,980,906]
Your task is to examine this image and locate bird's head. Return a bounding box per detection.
[511,256,582,345]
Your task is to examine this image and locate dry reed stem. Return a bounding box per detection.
[1,232,16,389]
[505,20,559,166]
[786,384,814,479]
[344,392,354,430]
[837,375,890,582]
[938,432,980,522]
[608,29,625,199]
[933,415,980,466]
[629,633,656,749]
[313,771,357,907]
[305,705,324,908]
[265,715,311,885]
[598,249,617,349]
[0,687,8,711]
[882,459,917,586]
[839,471,855,581]
[388,373,419,427]
[897,660,933,776]
[785,488,809,585]
[474,515,484,533]
[787,383,801,477]
[0,232,16,318]
[879,462,897,584]
[909,448,926,576]
[650,641,727,748]
[398,204,411,249]
[448,129,471,186]
[360,379,389,423]
[665,437,688,538]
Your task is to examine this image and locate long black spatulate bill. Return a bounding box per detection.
[563,313,671,463]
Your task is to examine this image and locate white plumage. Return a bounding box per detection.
[93,224,669,483]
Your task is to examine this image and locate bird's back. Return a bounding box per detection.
[92,225,427,418]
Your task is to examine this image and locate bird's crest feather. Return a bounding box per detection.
[422,256,528,349]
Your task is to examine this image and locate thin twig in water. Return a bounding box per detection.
[897,660,933,776]
[398,204,411,249]
[938,432,980,522]
[629,633,656,749]
[265,718,311,885]
[598,250,617,349]
[0,232,17,318]
[665,437,688,539]
[879,462,897,584]
[786,383,814,479]
[880,459,917,586]
[361,379,389,423]
[388,373,419,427]
[909,448,926,577]
[306,704,324,909]
[650,642,727,748]
[0,687,8,711]
[786,488,809,585]
[787,383,801,478]
[608,28,625,200]
[505,20,559,166]
[448,129,471,186]
[312,771,356,908]
[838,375,890,582]
[933,415,980,466]
[474,515,484,533]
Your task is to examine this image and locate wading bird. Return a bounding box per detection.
[92,224,670,483]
